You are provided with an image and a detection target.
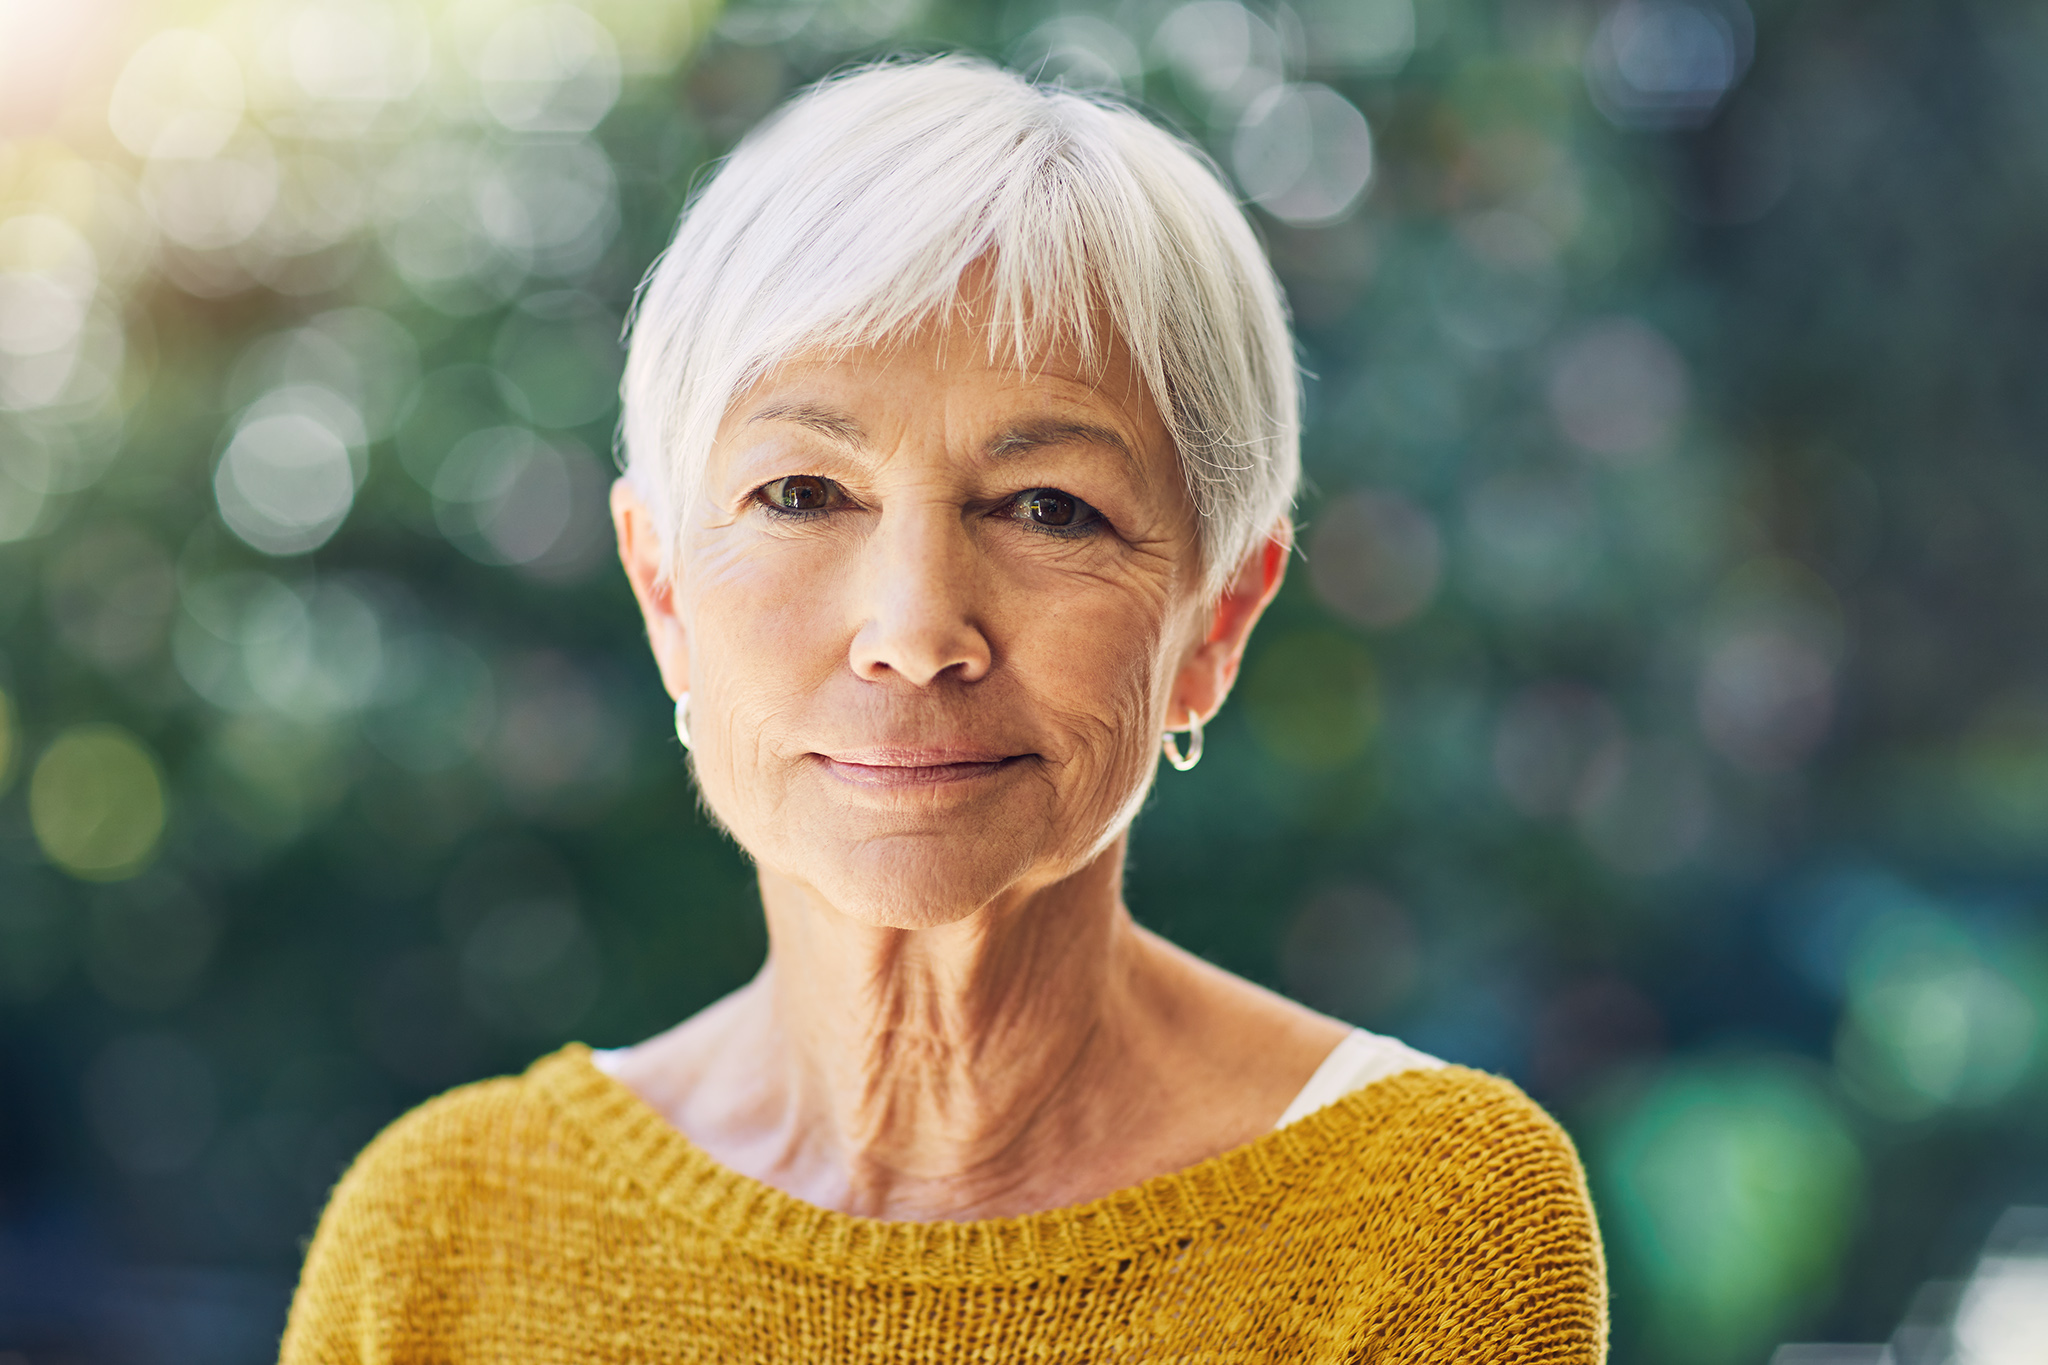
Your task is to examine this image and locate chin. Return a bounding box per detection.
[793,833,1048,930]
[814,892,985,933]
[705,752,1147,929]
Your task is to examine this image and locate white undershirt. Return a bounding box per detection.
[1273,1027,1444,1129]
[591,1027,1441,1132]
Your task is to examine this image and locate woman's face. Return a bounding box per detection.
[617,312,1276,929]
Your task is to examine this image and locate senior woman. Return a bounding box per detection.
[281,58,1606,1363]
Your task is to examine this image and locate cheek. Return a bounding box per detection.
[700,541,840,674]
[1002,572,1184,829]
[682,533,848,803]
[1029,615,1161,739]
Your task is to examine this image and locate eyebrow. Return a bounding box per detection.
[984,418,1135,469]
[745,401,867,446]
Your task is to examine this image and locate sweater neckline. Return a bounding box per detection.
[528,1042,1419,1282]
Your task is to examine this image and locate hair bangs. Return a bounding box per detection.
[620,56,1299,600]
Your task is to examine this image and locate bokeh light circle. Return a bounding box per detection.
[140,134,281,251]
[1244,631,1380,769]
[1232,83,1375,226]
[432,426,579,567]
[29,723,168,881]
[1010,17,1141,93]
[214,386,364,555]
[1602,1056,1862,1359]
[1308,489,1442,628]
[1547,317,1690,461]
[475,4,622,134]
[1585,0,1754,131]
[1153,0,1284,117]
[106,29,245,159]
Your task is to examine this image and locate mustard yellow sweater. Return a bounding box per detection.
[280,1045,1607,1363]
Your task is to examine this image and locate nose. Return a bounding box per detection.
[847,503,992,687]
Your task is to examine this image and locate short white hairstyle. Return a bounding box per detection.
[619,55,1300,599]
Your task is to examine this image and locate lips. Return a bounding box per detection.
[814,747,1030,787]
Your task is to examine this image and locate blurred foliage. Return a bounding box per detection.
[2,0,2047,1362]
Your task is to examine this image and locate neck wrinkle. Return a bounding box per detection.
[754,844,1137,1218]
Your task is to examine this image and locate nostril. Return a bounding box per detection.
[848,617,992,688]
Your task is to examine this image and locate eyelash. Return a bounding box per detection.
[758,499,830,523]
[751,479,1106,538]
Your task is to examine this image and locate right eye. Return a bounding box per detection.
[758,475,843,513]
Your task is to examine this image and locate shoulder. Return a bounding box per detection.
[358,1063,554,1166]
[1358,1064,1591,1188]
[1298,1066,1609,1363]
[279,1049,592,1363]
[314,1044,612,1229]
[1337,1063,1601,1242]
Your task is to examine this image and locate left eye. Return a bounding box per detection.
[760,475,842,511]
[1014,489,1096,530]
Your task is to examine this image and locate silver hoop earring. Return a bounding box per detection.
[674,692,691,751]
[1161,711,1203,772]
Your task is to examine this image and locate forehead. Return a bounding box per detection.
[724,310,1174,462]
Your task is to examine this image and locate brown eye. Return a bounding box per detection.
[1018,489,1081,528]
[764,476,837,512]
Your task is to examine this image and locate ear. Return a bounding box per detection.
[611,479,691,701]
[1169,523,1290,727]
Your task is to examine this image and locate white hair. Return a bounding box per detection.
[619,56,1300,599]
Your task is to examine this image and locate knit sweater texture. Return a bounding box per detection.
[280,1044,1608,1363]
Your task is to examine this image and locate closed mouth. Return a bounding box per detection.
[815,750,1032,787]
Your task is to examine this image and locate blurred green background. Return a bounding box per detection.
[2,0,2046,1361]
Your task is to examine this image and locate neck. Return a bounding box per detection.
[742,845,1144,1217]
[615,838,1345,1221]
